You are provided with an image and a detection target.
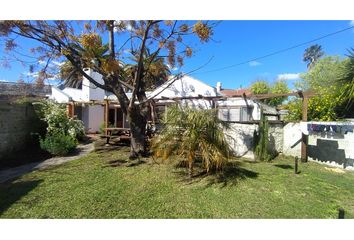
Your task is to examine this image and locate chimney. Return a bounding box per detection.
[216,82,222,93]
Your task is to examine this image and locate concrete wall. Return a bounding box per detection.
[0,102,43,159]
[225,122,284,159]
[282,122,354,170]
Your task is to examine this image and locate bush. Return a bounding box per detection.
[40,133,78,156]
[34,100,85,140]
[151,105,231,176]
[33,100,85,156]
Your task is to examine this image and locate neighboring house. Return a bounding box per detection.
[0,81,51,101]
[49,69,279,133]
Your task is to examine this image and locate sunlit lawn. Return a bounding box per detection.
[1,142,354,218]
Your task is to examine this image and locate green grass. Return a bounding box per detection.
[1,144,354,218]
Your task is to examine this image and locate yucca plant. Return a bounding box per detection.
[151,105,231,177]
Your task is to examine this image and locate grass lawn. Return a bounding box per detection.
[1,142,354,218]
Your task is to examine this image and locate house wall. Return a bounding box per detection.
[87,105,104,133]
[50,87,70,103]
[0,102,44,160]
[82,68,105,101]
[282,122,354,170]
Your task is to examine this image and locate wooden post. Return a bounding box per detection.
[338,208,345,219]
[67,102,74,118]
[301,95,309,162]
[295,156,298,174]
[104,99,109,135]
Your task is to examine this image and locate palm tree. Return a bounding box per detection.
[337,48,354,107]
[151,105,231,177]
[124,48,170,91]
[303,44,324,69]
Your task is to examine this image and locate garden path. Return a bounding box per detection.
[0,142,94,183]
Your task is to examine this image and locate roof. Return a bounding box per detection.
[0,81,51,99]
[148,75,217,99]
[220,88,251,97]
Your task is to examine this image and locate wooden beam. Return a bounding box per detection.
[104,99,109,135]
[301,96,309,162]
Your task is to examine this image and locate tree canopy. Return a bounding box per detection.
[250,80,289,107]
[303,44,324,69]
[286,56,351,121]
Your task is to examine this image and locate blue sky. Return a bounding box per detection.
[1,20,353,90]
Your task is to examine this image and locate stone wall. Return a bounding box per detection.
[0,102,44,159]
[282,122,354,170]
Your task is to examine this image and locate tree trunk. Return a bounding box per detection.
[127,105,147,159]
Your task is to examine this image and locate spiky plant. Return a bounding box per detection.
[254,110,273,161]
[151,105,231,177]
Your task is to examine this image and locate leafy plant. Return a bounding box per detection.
[35,100,85,140]
[99,122,116,134]
[34,100,85,155]
[151,105,231,177]
[40,133,77,156]
[286,56,346,121]
[250,80,289,107]
[254,111,274,161]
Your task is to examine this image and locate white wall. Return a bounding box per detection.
[87,105,104,133]
[82,68,106,101]
[282,122,354,170]
[224,122,283,159]
[50,86,70,103]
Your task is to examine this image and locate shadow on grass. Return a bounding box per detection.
[274,164,293,170]
[175,161,259,188]
[103,158,149,168]
[0,179,43,216]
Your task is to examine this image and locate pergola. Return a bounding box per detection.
[66,90,315,162]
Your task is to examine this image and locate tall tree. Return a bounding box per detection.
[0,20,215,158]
[287,56,345,121]
[303,44,324,69]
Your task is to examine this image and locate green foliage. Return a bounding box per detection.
[99,122,115,134]
[151,105,231,175]
[250,80,289,107]
[40,133,77,156]
[35,100,85,140]
[34,100,84,155]
[286,56,346,121]
[268,81,290,107]
[250,80,270,95]
[254,111,274,161]
[337,48,354,105]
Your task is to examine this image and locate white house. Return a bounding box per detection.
[49,69,279,133]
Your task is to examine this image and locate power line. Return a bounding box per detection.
[192,25,354,75]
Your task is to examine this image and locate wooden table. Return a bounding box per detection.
[102,128,131,144]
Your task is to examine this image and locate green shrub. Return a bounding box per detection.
[34,100,85,139]
[40,133,78,156]
[99,122,115,134]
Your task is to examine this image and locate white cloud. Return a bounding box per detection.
[249,61,261,67]
[350,20,354,27]
[114,20,133,32]
[0,79,7,82]
[277,73,300,80]
[166,63,178,71]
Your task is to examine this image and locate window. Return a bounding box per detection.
[218,106,252,122]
